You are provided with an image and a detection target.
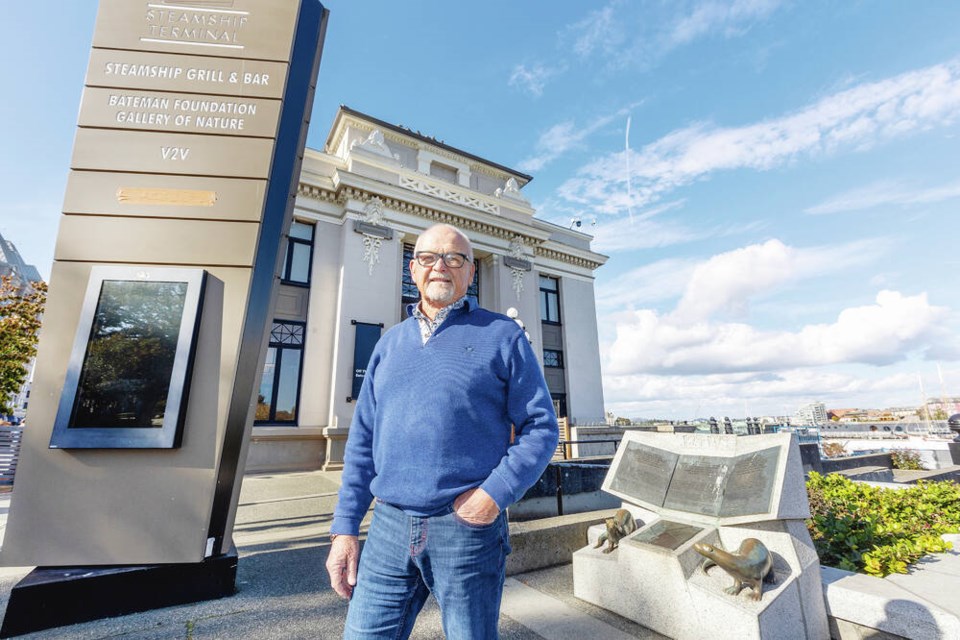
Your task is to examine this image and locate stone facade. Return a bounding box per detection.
[247,107,608,472]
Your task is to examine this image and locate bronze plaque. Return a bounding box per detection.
[79,87,281,137]
[93,0,300,62]
[72,129,274,178]
[87,49,287,99]
[630,520,703,551]
[608,440,678,508]
[663,455,729,516]
[64,171,266,221]
[718,447,779,517]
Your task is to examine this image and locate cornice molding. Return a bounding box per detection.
[340,185,540,246]
[534,245,606,271]
[298,183,343,205]
[296,181,603,271]
[469,163,505,180]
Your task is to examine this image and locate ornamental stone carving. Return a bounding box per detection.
[362,196,386,227]
[503,235,533,300]
[495,177,529,203]
[350,128,400,162]
[353,197,394,275]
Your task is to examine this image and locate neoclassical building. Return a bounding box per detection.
[246,107,607,472]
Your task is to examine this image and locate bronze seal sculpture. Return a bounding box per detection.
[593,509,637,553]
[694,538,774,601]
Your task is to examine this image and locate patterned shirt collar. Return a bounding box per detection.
[411,296,468,344]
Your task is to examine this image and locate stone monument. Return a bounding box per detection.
[573,431,829,640]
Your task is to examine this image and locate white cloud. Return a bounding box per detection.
[673,239,796,322]
[605,290,950,376]
[596,257,699,310]
[559,59,960,213]
[591,230,885,306]
[672,238,888,323]
[806,178,960,214]
[519,0,785,104]
[586,201,698,252]
[518,121,583,172]
[670,0,783,46]
[569,5,623,58]
[518,106,639,173]
[563,1,785,72]
[507,63,559,97]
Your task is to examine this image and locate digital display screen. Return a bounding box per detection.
[69,280,187,429]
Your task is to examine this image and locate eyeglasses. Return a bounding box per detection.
[414,251,470,268]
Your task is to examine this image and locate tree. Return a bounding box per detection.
[0,276,46,415]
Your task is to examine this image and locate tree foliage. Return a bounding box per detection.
[0,276,46,415]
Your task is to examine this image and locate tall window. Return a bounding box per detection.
[255,321,305,424]
[539,276,560,323]
[281,221,314,285]
[400,242,479,318]
[543,349,564,368]
[401,243,420,313]
[551,394,567,419]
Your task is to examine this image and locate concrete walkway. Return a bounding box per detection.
[0,472,662,639]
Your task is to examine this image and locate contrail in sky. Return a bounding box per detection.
[625,115,633,223]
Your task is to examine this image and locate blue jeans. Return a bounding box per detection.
[343,500,511,639]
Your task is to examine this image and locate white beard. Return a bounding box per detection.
[425,280,455,304]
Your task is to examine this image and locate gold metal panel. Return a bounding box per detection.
[119,187,218,206]
[93,0,300,62]
[55,216,259,267]
[87,49,287,99]
[64,171,266,221]
[72,129,274,178]
[79,87,281,138]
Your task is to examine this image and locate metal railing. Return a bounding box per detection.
[556,437,621,461]
[0,425,24,486]
[553,438,621,516]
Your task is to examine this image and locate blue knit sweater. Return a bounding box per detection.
[331,300,559,536]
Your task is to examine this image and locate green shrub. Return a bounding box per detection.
[890,449,925,470]
[806,472,960,576]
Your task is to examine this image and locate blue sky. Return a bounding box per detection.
[2,1,958,420]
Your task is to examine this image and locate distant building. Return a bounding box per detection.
[245,107,608,472]
[827,408,859,421]
[884,406,919,420]
[795,402,827,426]
[0,232,42,290]
[924,397,960,419]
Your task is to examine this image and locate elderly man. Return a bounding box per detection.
[325,223,558,639]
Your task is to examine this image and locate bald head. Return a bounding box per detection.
[414,224,473,260]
